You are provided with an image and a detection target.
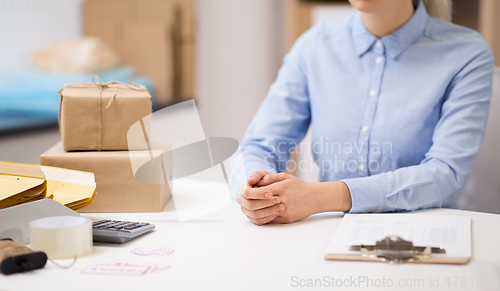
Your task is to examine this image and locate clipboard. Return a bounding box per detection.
[324,213,471,265]
[325,236,469,264]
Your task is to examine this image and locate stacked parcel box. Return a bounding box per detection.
[40,80,172,212]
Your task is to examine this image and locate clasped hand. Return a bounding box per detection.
[237,170,352,225]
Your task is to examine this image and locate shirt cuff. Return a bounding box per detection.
[341,177,386,213]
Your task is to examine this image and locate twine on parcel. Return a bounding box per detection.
[57,76,148,151]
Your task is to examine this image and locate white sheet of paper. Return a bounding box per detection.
[325,213,471,259]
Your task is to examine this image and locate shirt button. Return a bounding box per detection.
[375,57,383,64]
[369,90,376,97]
[375,40,382,48]
[361,126,368,132]
[358,164,365,171]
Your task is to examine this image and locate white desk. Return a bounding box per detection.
[1,180,499,291]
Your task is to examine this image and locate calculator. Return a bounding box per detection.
[92,220,155,244]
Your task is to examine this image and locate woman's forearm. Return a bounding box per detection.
[313,181,352,213]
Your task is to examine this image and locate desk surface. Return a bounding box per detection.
[1,180,500,291]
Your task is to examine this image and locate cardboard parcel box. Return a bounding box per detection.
[59,82,152,151]
[40,143,172,213]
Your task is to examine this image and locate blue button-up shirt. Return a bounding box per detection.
[229,0,494,213]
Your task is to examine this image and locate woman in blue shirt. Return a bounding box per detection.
[229,0,494,225]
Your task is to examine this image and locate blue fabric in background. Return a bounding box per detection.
[0,66,154,115]
[0,67,154,132]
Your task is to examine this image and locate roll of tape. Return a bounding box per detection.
[29,216,93,259]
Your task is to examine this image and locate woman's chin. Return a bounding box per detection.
[348,0,396,14]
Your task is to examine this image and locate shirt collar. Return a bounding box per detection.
[351,0,429,59]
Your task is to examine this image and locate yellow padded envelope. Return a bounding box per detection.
[41,165,97,210]
[0,162,47,209]
[0,161,96,211]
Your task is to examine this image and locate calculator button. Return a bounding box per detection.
[101,222,122,228]
[92,220,155,243]
[92,220,110,226]
[93,221,110,227]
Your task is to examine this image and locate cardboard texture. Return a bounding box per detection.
[135,0,175,22]
[168,0,195,100]
[121,21,173,104]
[172,0,196,100]
[83,0,131,21]
[83,0,195,103]
[179,43,195,99]
[283,0,315,54]
[172,0,195,100]
[59,85,152,151]
[84,0,173,104]
[173,0,195,38]
[0,161,96,211]
[40,143,172,213]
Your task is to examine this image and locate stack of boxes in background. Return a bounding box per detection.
[40,81,172,213]
[282,0,354,53]
[83,0,196,106]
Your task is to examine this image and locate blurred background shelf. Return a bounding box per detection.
[0,111,58,136]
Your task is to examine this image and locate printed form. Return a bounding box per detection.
[326,214,471,259]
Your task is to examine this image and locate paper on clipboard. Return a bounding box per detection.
[325,213,471,264]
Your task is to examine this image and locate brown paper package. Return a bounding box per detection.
[40,142,171,213]
[59,86,152,151]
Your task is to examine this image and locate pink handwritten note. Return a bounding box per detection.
[82,265,151,276]
[131,247,174,256]
[82,261,170,276]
